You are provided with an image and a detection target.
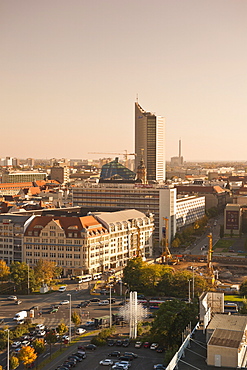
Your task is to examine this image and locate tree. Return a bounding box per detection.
[71,311,81,328]
[34,259,58,286]
[32,338,45,355]
[123,257,144,291]
[240,280,247,297]
[0,259,10,280]
[140,264,166,293]
[10,262,36,293]
[171,238,181,249]
[18,346,37,368]
[45,331,57,358]
[57,321,68,335]
[10,355,19,370]
[150,299,198,348]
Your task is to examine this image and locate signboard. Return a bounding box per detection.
[226,210,239,230]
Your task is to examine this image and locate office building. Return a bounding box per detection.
[176,195,205,229]
[2,171,47,183]
[50,163,70,185]
[135,102,165,182]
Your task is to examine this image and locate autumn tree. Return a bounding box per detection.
[10,355,19,370]
[0,259,10,280]
[34,259,60,286]
[10,262,36,293]
[71,311,81,328]
[45,331,57,358]
[57,321,68,335]
[18,346,37,368]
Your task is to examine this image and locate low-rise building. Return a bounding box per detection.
[176,195,205,229]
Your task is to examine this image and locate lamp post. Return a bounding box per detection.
[192,268,195,300]
[188,279,191,303]
[67,294,71,342]
[5,328,9,370]
[109,285,112,328]
[27,263,30,295]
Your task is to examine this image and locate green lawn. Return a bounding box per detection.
[224,295,244,302]
[214,239,234,250]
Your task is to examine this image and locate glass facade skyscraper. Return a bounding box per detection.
[135,102,165,181]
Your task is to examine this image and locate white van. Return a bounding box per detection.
[58,286,67,292]
[13,311,27,321]
[76,328,86,335]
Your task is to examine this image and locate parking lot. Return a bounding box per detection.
[49,338,166,370]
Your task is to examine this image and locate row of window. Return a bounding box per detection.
[25,245,82,251]
[26,252,82,259]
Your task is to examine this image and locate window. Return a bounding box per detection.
[42,252,48,257]
[50,253,56,258]
[66,239,72,244]
[58,240,63,244]
[66,254,72,259]
[74,247,80,252]
[50,231,56,236]
[74,240,81,245]
[74,254,80,259]
[50,239,56,244]
[34,252,40,257]
[34,245,40,250]
[26,252,32,256]
[58,246,64,251]
[58,253,64,258]
[42,246,48,250]
[50,246,56,251]
[66,246,72,251]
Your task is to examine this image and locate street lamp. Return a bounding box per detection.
[188,279,191,303]
[67,294,71,342]
[5,328,9,370]
[109,285,112,328]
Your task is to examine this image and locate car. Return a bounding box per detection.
[81,300,90,307]
[134,341,142,348]
[14,347,22,353]
[36,324,45,331]
[68,355,82,362]
[37,330,46,337]
[90,298,101,303]
[21,340,30,347]
[98,300,109,305]
[112,365,128,370]
[60,300,70,305]
[107,339,115,346]
[124,352,138,359]
[76,351,86,358]
[7,295,17,301]
[153,365,166,370]
[12,341,21,348]
[15,300,22,305]
[156,347,165,353]
[100,359,114,366]
[108,351,121,357]
[119,356,133,362]
[122,339,130,347]
[116,339,122,346]
[83,321,95,327]
[64,359,76,367]
[58,286,67,292]
[143,341,150,348]
[115,361,131,368]
[50,307,59,314]
[108,298,116,303]
[150,343,159,350]
[85,344,97,350]
[17,320,25,325]
[62,335,70,341]
[75,327,86,335]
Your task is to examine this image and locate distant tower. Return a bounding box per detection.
[135,102,165,181]
[178,139,184,166]
[136,150,147,184]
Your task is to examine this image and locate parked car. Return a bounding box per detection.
[58,286,67,292]
[90,298,100,303]
[75,328,86,335]
[50,307,59,314]
[107,339,115,346]
[122,339,130,347]
[98,300,109,306]
[15,300,22,305]
[99,359,114,366]
[36,324,45,331]
[108,351,121,357]
[124,352,138,359]
[150,343,159,350]
[153,365,166,370]
[143,341,150,348]
[85,344,97,350]
[60,300,70,305]
[116,339,123,346]
[12,341,21,348]
[156,347,165,353]
[134,341,142,348]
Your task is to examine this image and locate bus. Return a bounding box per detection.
[149,300,165,309]
[224,302,238,314]
[93,272,102,280]
[76,274,92,283]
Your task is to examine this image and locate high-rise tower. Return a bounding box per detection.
[135,102,165,181]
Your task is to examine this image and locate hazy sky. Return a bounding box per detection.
[1,0,247,161]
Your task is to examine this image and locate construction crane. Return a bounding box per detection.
[88,150,136,168]
[160,217,179,265]
[207,233,215,284]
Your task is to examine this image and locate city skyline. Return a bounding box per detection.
[1,1,247,161]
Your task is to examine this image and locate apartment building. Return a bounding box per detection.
[0,215,33,265]
[23,210,154,276]
[2,171,47,183]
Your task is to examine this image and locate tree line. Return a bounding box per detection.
[0,259,62,294]
[123,257,210,298]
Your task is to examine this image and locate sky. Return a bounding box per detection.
[1,0,247,162]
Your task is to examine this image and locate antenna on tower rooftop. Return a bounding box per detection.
[136,93,138,103]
